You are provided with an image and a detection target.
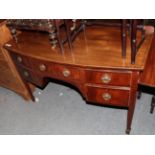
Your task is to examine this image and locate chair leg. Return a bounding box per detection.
[64,20,72,49]
[9,27,18,43]
[150,95,155,114]
[137,90,142,99]
[131,20,137,64]
[122,19,127,58]
[54,20,64,53]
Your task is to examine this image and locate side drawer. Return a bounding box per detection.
[17,67,47,87]
[86,86,130,107]
[86,70,131,86]
[9,52,31,68]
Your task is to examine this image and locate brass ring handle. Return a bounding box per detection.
[39,64,47,71]
[102,93,111,101]
[17,56,22,63]
[24,71,29,77]
[62,69,70,77]
[101,74,111,84]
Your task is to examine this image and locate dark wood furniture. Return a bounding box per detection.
[86,19,146,64]
[0,21,35,100]
[6,19,85,53]
[6,19,69,52]
[4,26,154,134]
[139,30,155,114]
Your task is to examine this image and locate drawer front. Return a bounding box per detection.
[86,70,131,86]
[10,52,31,68]
[54,64,81,81]
[18,67,33,83]
[86,86,129,107]
[28,58,53,74]
[17,66,47,87]
[10,53,53,75]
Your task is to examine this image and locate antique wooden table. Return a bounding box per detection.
[4,26,154,134]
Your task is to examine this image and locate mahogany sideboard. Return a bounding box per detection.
[4,26,154,134]
[0,21,35,100]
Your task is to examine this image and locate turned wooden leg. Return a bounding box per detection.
[131,20,137,64]
[150,95,155,114]
[48,20,58,50]
[10,27,18,43]
[122,19,127,58]
[49,29,57,49]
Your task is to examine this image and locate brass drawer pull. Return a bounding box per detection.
[24,71,29,77]
[102,93,111,101]
[62,69,70,77]
[101,74,111,84]
[39,64,47,71]
[17,56,22,63]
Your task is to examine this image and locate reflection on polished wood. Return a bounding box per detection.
[5,26,153,70]
[139,33,155,87]
[0,21,35,100]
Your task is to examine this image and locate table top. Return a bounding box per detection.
[139,33,155,87]
[4,26,154,70]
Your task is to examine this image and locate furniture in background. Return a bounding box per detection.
[0,20,35,100]
[86,19,146,64]
[6,19,85,53]
[150,95,155,113]
[7,19,147,64]
[4,25,154,134]
[139,27,155,114]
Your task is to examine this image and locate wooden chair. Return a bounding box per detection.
[86,19,146,64]
[6,19,70,53]
[6,19,85,53]
[122,19,146,64]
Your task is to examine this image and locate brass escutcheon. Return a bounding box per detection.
[24,71,29,77]
[17,56,22,63]
[102,93,111,101]
[63,69,70,77]
[39,64,46,71]
[101,74,111,84]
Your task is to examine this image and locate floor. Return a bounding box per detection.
[0,82,155,135]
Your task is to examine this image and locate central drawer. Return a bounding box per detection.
[86,86,130,107]
[86,70,131,86]
[53,64,81,81]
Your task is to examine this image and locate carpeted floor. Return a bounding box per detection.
[0,82,155,135]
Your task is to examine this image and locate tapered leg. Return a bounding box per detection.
[126,101,136,134]
[131,20,137,64]
[122,19,127,58]
[126,71,139,134]
[150,95,155,114]
[23,81,35,102]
